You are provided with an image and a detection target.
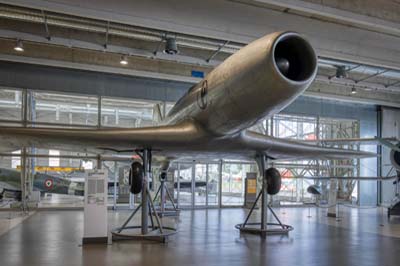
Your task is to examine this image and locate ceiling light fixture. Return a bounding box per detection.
[14,39,24,52]
[120,55,128,65]
[163,37,179,55]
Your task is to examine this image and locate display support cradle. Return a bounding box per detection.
[235,154,293,237]
[111,149,177,243]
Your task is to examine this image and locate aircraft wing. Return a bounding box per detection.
[0,120,206,154]
[303,176,398,180]
[0,120,375,161]
[237,130,376,160]
[0,181,20,191]
[302,137,399,148]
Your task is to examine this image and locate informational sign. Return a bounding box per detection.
[247,179,257,194]
[244,172,258,208]
[83,169,108,244]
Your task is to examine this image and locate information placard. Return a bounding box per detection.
[83,169,108,244]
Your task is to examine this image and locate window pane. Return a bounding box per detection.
[101,97,158,128]
[0,88,22,121]
[222,163,251,206]
[31,92,98,126]
[177,163,193,207]
[207,164,219,206]
[11,150,21,169]
[48,150,60,167]
[194,164,207,206]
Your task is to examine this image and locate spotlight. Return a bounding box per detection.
[351,86,357,94]
[120,55,128,65]
[14,39,24,52]
[335,65,347,79]
[163,37,178,55]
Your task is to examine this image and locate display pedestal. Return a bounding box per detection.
[82,170,108,245]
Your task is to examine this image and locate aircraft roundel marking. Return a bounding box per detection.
[44,179,53,189]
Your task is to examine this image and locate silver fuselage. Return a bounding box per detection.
[165,32,317,136]
[1,31,350,162]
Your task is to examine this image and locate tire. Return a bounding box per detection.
[265,167,281,195]
[130,162,143,194]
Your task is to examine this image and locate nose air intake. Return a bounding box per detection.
[273,33,317,82]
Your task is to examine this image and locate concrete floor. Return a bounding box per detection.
[0,207,399,266]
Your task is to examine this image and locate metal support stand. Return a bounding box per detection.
[152,179,180,217]
[235,155,293,237]
[111,149,177,243]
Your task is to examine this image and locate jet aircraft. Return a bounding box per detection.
[0,31,398,196]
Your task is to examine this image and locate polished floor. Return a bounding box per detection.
[0,207,399,266]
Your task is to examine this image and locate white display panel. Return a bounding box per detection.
[83,170,108,244]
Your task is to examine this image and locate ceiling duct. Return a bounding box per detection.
[0,3,400,95]
[0,4,242,54]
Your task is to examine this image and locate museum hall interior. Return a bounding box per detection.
[0,1,399,265]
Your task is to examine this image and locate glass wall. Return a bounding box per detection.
[31,92,98,126]
[0,86,363,209]
[194,164,207,206]
[101,97,158,128]
[176,163,193,208]
[0,87,171,209]
[173,162,220,208]
[271,115,360,205]
[207,164,219,206]
[221,163,255,206]
[0,88,22,122]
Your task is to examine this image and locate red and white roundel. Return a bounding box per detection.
[44,179,53,189]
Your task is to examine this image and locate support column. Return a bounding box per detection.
[218,160,223,208]
[141,149,149,235]
[20,147,27,212]
[97,155,102,169]
[97,95,102,128]
[22,89,28,127]
[327,178,338,218]
[206,164,209,207]
[113,162,118,210]
[177,163,180,209]
[160,179,165,213]
[260,155,268,232]
[191,161,195,209]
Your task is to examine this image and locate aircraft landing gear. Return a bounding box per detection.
[152,173,180,217]
[235,154,293,237]
[111,149,177,243]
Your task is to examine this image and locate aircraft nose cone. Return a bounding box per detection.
[276,57,290,76]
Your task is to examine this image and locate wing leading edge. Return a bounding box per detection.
[0,120,207,154]
[237,130,376,160]
[0,121,376,160]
